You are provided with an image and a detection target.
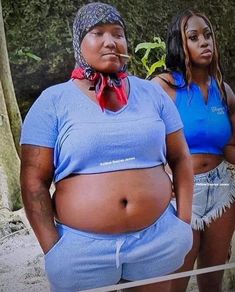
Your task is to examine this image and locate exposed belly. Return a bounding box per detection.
[54,165,172,233]
[191,154,223,174]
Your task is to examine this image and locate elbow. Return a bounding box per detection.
[168,152,192,170]
[20,175,50,203]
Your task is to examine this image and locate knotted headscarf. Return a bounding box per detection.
[72,2,128,110]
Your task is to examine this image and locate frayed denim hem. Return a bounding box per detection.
[191,193,235,231]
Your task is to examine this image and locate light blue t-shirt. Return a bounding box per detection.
[173,71,232,155]
[20,76,183,182]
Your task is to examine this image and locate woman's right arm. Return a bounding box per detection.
[152,73,177,179]
[20,145,59,254]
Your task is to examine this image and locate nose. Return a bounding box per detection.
[200,36,209,47]
[103,33,116,49]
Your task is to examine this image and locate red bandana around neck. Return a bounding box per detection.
[71,67,128,111]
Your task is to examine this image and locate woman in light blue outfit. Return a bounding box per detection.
[153,9,235,292]
[20,3,193,292]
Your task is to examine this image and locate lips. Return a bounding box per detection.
[102,52,117,56]
[201,49,212,56]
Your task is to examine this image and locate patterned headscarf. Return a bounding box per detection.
[71,2,128,111]
[73,2,126,68]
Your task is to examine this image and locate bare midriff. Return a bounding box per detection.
[191,154,223,174]
[54,165,172,233]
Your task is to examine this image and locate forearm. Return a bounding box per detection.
[170,156,194,223]
[22,183,59,254]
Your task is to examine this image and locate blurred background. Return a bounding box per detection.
[2,0,235,118]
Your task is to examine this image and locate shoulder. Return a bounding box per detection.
[152,73,174,86]
[224,82,235,100]
[42,80,72,98]
[128,75,174,109]
[152,73,176,100]
[24,80,72,119]
[34,80,73,107]
[128,75,163,93]
[224,82,235,110]
[128,75,171,95]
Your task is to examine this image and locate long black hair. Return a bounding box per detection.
[165,9,226,98]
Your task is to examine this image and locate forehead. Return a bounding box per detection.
[185,15,210,32]
[90,23,124,30]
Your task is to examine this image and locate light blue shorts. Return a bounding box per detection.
[192,160,235,230]
[44,204,193,291]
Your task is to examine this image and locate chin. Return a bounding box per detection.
[193,61,212,69]
[200,58,213,66]
[96,60,125,74]
[99,66,124,74]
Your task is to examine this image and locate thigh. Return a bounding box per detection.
[191,176,209,230]
[45,226,121,291]
[196,203,235,291]
[124,281,171,292]
[198,202,235,267]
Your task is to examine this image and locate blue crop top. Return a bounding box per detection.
[20,76,183,182]
[173,71,232,155]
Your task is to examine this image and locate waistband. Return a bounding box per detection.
[55,203,174,240]
[194,160,227,180]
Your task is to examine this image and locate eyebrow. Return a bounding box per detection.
[94,24,123,29]
[186,27,211,33]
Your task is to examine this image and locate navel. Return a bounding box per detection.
[120,198,128,208]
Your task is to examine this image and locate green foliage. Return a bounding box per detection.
[14,49,41,62]
[3,0,76,72]
[135,37,166,78]
[2,0,235,117]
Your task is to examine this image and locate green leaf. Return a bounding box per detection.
[15,49,41,61]
[146,56,166,78]
[134,36,166,78]
[135,42,165,52]
[24,52,42,61]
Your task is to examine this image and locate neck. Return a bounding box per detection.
[74,78,95,90]
[191,67,210,85]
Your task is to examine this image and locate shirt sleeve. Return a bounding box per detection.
[160,92,183,134]
[152,82,183,134]
[20,90,58,147]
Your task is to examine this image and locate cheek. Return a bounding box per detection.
[80,39,97,54]
[80,41,100,65]
[187,45,195,59]
[122,40,128,50]
[210,39,214,51]
[187,42,199,59]
[117,38,128,51]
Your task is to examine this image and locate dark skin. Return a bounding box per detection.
[20,23,193,292]
[153,15,235,292]
[20,146,59,253]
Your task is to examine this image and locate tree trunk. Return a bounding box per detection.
[0,0,22,212]
[0,80,21,211]
[0,0,22,156]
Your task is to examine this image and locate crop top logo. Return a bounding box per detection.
[211,106,226,115]
[100,157,136,166]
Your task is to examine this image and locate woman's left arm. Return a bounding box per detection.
[166,130,194,223]
[224,83,235,164]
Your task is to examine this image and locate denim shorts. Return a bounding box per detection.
[192,160,235,230]
[44,203,193,291]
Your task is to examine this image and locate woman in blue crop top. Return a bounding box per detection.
[20,3,194,292]
[153,9,235,292]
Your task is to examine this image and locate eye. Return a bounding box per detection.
[112,30,125,39]
[114,33,124,39]
[188,35,198,41]
[204,31,212,39]
[91,31,103,36]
